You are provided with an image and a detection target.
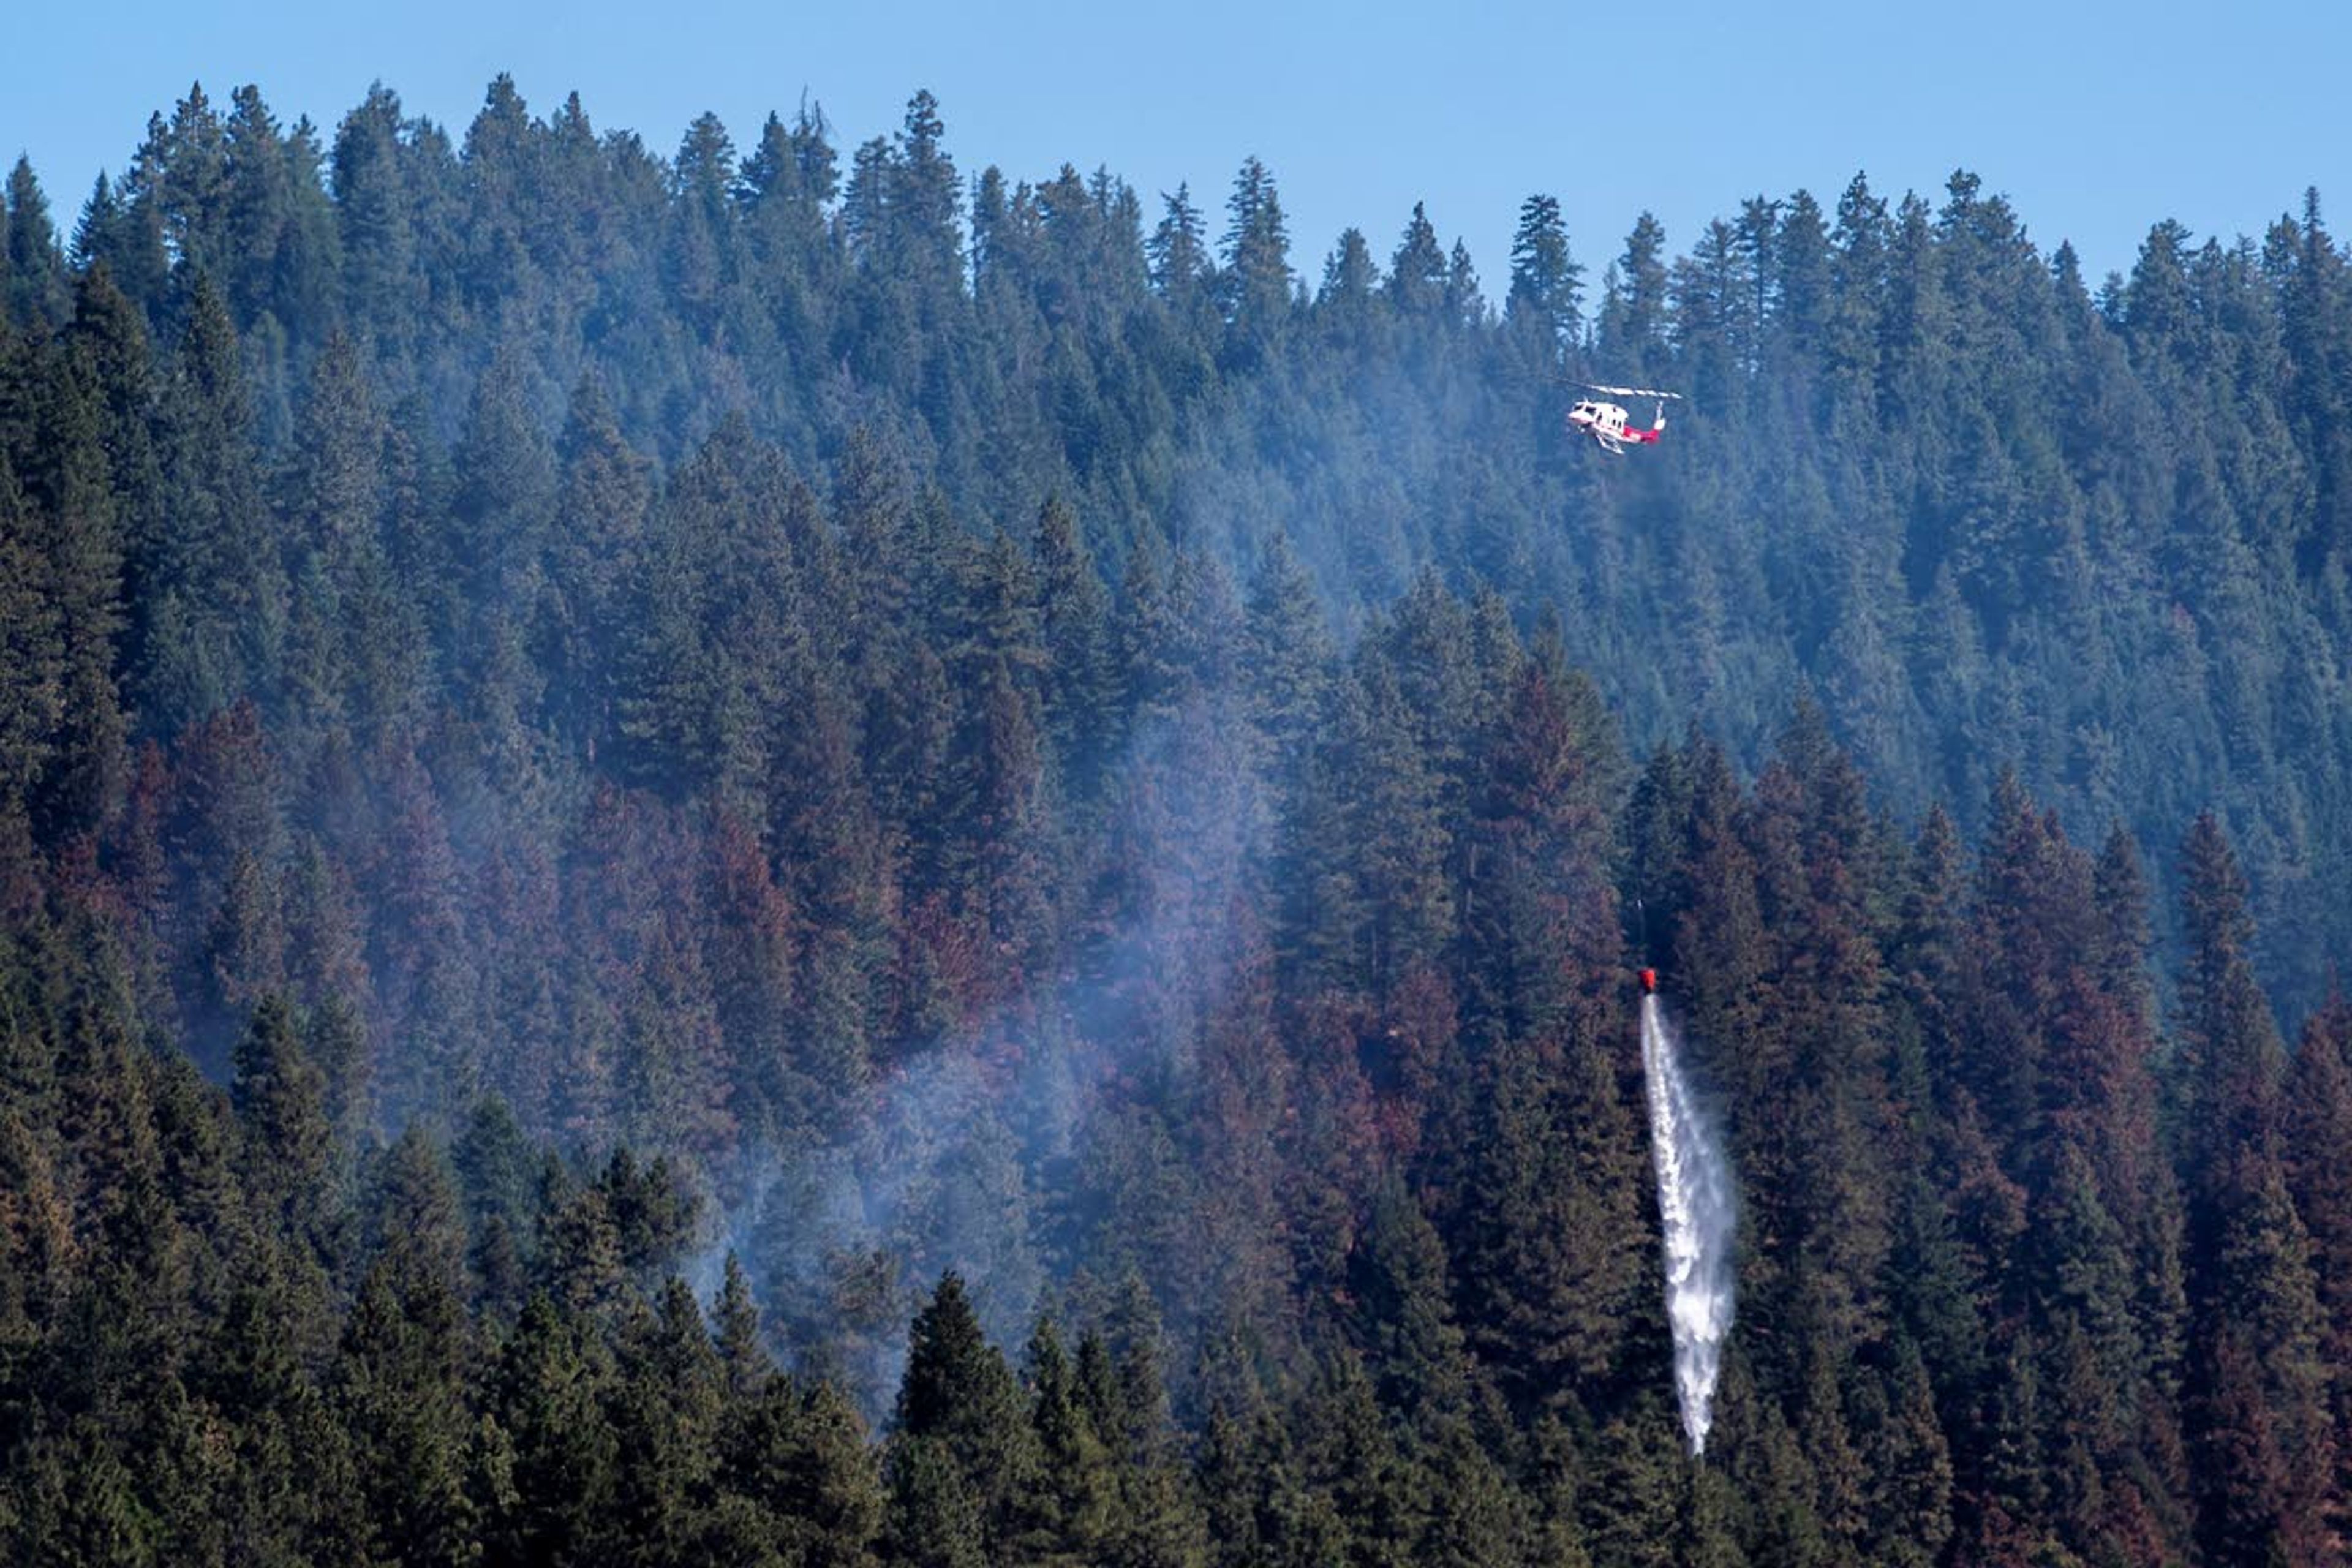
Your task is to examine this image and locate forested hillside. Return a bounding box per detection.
[4,76,2352,1565]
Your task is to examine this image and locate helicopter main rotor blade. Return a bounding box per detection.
[1583,384,1686,400]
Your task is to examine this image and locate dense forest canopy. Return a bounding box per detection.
[3,74,2352,1565]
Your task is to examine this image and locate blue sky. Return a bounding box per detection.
[7,1,2344,293]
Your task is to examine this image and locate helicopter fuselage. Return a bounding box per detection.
[1567,385,1679,453]
[1568,398,1663,453]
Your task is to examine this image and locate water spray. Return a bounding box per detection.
[1639,989,1737,1454]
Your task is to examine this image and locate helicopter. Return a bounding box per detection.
[1567,385,1684,454]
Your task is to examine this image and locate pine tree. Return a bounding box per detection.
[231,993,330,1238]
[892,90,962,298]
[2179,812,2280,1177]
[61,262,156,764]
[2175,813,2339,1562]
[720,1370,885,1568]
[604,1278,727,1563]
[1772,189,1833,368]
[1452,1023,1649,1414]
[1457,647,1618,1048]
[7,302,130,839]
[2286,997,2352,1507]
[450,1095,537,1313]
[1031,495,1116,789]
[1349,1174,1471,1426]
[1597,212,1670,366]
[1822,171,1891,415]
[487,1291,617,1564]
[5,158,72,329]
[1317,228,1381,350]
[278,331,390,725]
[328,86,423,361]
[1863,1341,1953,1567]
[886,1436,989,1568]
[338,1255,476,1564]
[1389,203,1449,321]
[1219,157,1291,359]
[668,111,743,338]
[1506,193,1582,352]
[891,1272,1039,1555]
[1017,1319,1117,1564]
[148,274,282,727]
[1445,239,1483,327]
[1148,182,1213,321]
[221,86,295,333]
[1243,530,1332,763]
[0,423,68,824]
[1578,1408,1685,1568]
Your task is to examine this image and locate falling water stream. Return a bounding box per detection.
[1639,993,1737,1455]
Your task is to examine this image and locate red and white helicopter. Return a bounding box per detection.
[1567,384,1684,454]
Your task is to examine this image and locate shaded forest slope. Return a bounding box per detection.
[8,77,2352,1005]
